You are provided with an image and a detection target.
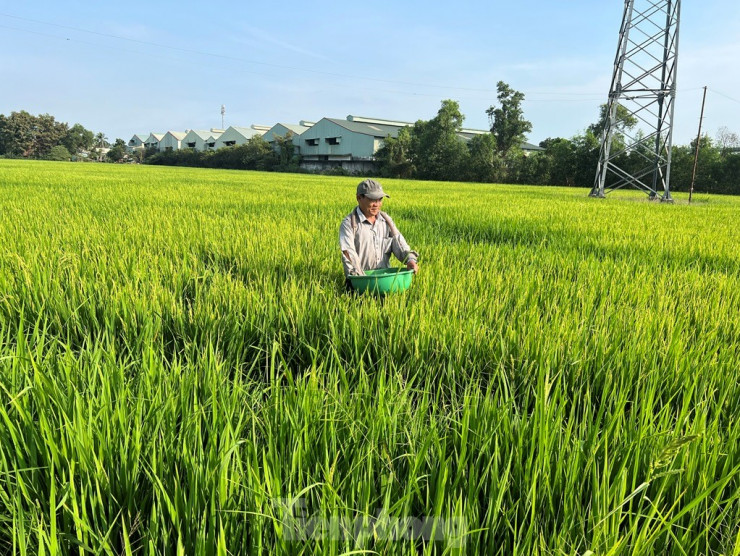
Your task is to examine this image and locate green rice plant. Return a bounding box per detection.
[0,159,739,554]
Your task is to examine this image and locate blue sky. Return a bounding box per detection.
[1,1,739,146]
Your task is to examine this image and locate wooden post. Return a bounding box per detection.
[689,86,707,204]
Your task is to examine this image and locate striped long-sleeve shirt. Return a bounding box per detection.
[339,207,418,277]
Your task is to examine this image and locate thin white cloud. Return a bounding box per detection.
[105,23,162,43]
[233,24,332,62]
[681,41,740,80]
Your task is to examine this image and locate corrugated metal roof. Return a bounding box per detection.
[326,118,407,138]
[347,115,414,127]
[460,128,489,135]
[182,130,212,141]
[457,131,488,141]
[279,123,310,134]
[456,131,543,151]
[521,142,544,151]
[457,128,490,141]
[165,131,187,140]
[224,126,261,138]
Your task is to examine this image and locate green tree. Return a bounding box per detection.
[541,138,577,186]
[95,132,109,148]
[412,99,470,181]
[106,138,127,162]
[30,113,68,159]
[569,105,639,189]
[714,152,740,195]
[669,135,722,193]
[273,132,300,170]
[375,126,415,178]
[91,132,109,161]
[147,148,203,167]
[204,136,277,170]
[241,135,277,170]
[0,111,34,156]
[486,82,532,155]
[0,111,67,158]
[713,128,740,194]
[570,130,601,188]
[143,146,160,161]
[506,151,551,185]
[466,133,503,182]
[587,103,638,142]
[46,145,72,161]
[715,126,740,156]
[62,123,95,156]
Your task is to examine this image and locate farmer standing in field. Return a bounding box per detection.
[339,178,419,291]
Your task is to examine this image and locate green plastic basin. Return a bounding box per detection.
[348,267,414,294]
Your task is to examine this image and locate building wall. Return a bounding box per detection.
[299,159,377,174]
[262,125,292,144]
[263,125,305,155]
[127,136,145,153]
[298,119,377,160]
[214,128,255,149]
[262,125,293,146]
[182,132,209,151]
[159,133,184,152]
[143,134,163,151]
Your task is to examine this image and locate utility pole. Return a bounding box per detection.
[591,0,682,201]
[689,86,708,204]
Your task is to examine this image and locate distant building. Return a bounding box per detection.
[182,129,224,151]
[520,142,545,153]
[127,134,147,153]
[159,131,187,152]
[296,115,543,172]
[204,133,221,151]
[214,126,263,149]
[262,122,313,153]
[298,115,412,173]
[131,115,541,166]
[143,133,165,151]
[456,128,544,154]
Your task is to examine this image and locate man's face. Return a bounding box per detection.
[357,194,383,218]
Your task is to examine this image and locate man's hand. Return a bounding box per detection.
[406,260,419,274]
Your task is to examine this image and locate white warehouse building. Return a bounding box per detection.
[182,129,224,151]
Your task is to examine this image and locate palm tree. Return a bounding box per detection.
[94,132,108,161]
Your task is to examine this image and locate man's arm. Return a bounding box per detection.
[339,217,364,276]
[387,219,419,273]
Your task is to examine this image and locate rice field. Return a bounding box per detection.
[0,159,739,555]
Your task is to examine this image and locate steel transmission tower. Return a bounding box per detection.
[591,0,681,200]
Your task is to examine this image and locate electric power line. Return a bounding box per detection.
[708,88,740,105]
[0,11,621,101]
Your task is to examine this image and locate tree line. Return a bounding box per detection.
[375,82,740,195]
[144,133,300,173]
[2,88,739,194]
[0,111,118,162]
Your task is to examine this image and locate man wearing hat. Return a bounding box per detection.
[339,179,419,288]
